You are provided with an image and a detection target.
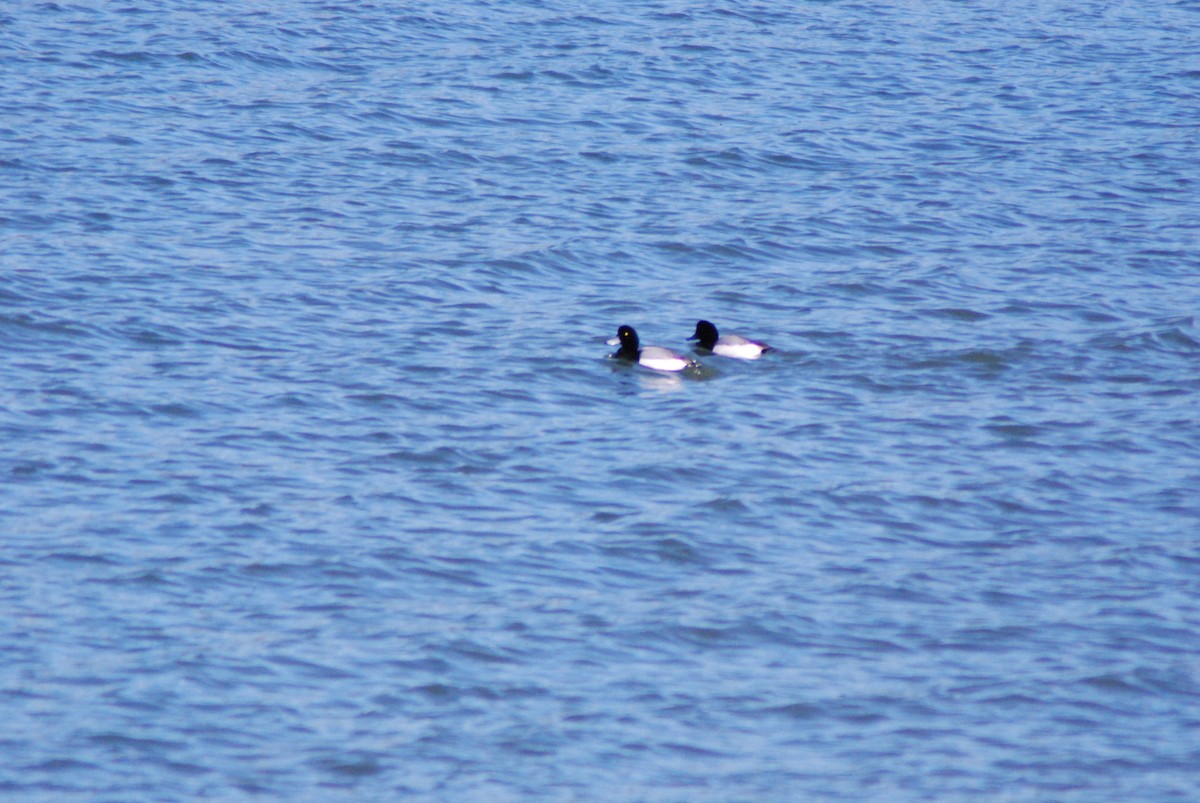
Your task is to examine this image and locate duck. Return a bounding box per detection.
[689,320,772,360]
[609,325,699,372]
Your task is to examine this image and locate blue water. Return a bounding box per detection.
[3,2,1199,799]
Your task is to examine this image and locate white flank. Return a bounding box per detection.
[713,340,766,360]
[639,346,694,372]
[641,355,690,372]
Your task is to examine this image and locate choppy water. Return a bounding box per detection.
[3,1,1199,799]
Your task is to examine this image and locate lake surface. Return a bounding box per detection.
[2,1,1199,799]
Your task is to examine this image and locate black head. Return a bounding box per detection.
[689,320,719,350]
[613,324,641,360]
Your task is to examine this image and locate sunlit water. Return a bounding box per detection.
[2,2,1199,799]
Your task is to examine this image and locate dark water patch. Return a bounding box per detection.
[984,422,1043,440]
[310,753,385,778]
[47,551,119,566]
[22,758,102,774]
[267,654,356,680]
[89,732,185,753]
[0,312,99,347]
[925,307,991,322]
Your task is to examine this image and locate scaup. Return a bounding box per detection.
[610,325,699,372]
[688,320,772,360]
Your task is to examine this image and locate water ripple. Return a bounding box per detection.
[2,1,1199,799]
